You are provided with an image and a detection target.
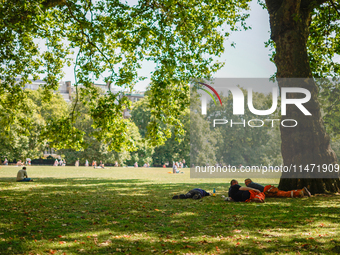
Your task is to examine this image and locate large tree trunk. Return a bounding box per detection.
[265,0,340,193]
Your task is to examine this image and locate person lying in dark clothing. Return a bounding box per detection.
[172,188,211,200]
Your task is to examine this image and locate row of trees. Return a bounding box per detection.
[0,88,189,167]
[0,88,68,161]
[2,84,340,170]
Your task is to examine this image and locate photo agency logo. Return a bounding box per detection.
[197,81,312,128]
[190,78,340,179]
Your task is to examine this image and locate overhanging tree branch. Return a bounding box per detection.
[329,0,340,17]
[65,1,116,89]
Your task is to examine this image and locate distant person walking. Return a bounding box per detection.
[16,167,33,182]
[4,158,8,165]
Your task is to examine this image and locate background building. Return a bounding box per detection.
[22,79,122,102]
[123,92,145,118]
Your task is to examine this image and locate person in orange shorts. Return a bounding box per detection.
[244,178,311,198]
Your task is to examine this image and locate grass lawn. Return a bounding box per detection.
[0,166,339,254]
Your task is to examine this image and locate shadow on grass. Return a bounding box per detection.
[0,177,147,183]
[0,178,339,254]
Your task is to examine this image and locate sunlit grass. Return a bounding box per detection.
[0,166,339,254]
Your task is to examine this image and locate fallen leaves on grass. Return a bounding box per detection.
[98,240,111,247]
[184,245,194,249]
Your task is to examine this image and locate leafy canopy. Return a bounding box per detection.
[0,0,250,150]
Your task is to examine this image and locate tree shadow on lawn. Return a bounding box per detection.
[0,178,339,254]
[0,177,148,184]
[0,177,231,198]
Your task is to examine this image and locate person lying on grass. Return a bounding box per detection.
[244,178,311,198]
[172,188,211,200]
[16,167,33,182]
[226,179,265,203]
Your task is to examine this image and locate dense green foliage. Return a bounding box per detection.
[131,97,190,166]
[0,88,185,166]
[0,88,288,167]
[0,88,68,161]
[2,86,340,168]
[0,0,250,151]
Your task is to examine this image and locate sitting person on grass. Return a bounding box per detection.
[16,167,33,182]
[244,178,311,198]
[226,179,265,203]
[172,188,211,200]
[99,161,105,168]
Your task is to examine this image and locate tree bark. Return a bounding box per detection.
[265,0,340,193]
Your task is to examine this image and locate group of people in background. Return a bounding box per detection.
[172,159,186,173]
[52,159,108,168]
[25,158,31,165]
[53,159,66,166]
[89,160,105,168]
[134,162,151,167]
[4,158,190,169]
[2,158,26,166]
